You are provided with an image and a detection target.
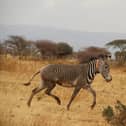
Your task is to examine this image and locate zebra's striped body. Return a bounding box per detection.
[41,64,87,87]
[24,57,112,110]
[41,61,96,87]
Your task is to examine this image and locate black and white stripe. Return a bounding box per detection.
[86,60,97,84]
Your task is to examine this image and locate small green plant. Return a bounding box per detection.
[102,105,114,122]
[102,100,126,126]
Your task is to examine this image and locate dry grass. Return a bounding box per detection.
[0,56,126,126]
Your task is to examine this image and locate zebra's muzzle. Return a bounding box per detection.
[105,75,112,82]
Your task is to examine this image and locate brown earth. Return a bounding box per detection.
[0,57,126,126]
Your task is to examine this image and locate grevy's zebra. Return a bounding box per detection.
[23,55,112,110]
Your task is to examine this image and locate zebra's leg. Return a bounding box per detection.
[87,86,96,109]
[45,83,61,105]
[27,81,46,107]
[67,86,81,110]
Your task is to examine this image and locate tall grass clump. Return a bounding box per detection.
[0,55,77,73]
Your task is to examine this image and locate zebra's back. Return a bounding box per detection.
[41,64,87,84]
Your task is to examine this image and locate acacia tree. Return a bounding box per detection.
[5,36,39,59]
[22,41,40,58]
[35,40,57,59]
[106,40,126,52]
[5,36,28,56]
[106,40,126,64]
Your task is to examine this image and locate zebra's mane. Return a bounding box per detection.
[79,54,108,64]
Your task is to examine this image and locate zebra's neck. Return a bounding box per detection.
[87,60,97,83]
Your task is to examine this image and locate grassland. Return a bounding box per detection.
[0,56,126,126]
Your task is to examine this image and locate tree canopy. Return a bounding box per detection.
[77,46,110,63]
[4,35,39,58]
[5,36,29,56]
[106,40,126,52]
[35,40,57,58]
[56,42,73,56]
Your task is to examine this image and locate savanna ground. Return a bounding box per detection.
[0,56,126,126]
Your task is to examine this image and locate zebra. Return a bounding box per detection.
[23,55,112,110]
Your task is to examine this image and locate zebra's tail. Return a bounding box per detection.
[23,70,40,86]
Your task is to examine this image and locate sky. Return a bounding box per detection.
[0,0,126,33]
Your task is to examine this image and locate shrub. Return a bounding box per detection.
[56,42,73,57]
[102,100,126,126]
[102,106,114,122]
[35,40,57,59]
[77,46,111,63]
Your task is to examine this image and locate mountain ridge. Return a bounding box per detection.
[0,25,126,51]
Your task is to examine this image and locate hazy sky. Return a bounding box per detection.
[0,0,126,33]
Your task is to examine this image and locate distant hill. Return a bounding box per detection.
[0,25,126,51]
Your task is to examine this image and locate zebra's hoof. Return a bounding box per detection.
[57,99,61,105]
[90,104,95,110]
[27,102,31,107]
[67,105,70,111]
[55,97,61,105]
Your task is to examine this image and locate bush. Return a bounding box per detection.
[35,40,57,59]
[77,46,111,63]
[56,42,73,57]
[102,100,126,126]
[102,106,114,122]
[35,41,73,59]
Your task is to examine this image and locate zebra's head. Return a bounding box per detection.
[96,55,112,82]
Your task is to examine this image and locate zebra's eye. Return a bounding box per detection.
[105,65,108,69]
